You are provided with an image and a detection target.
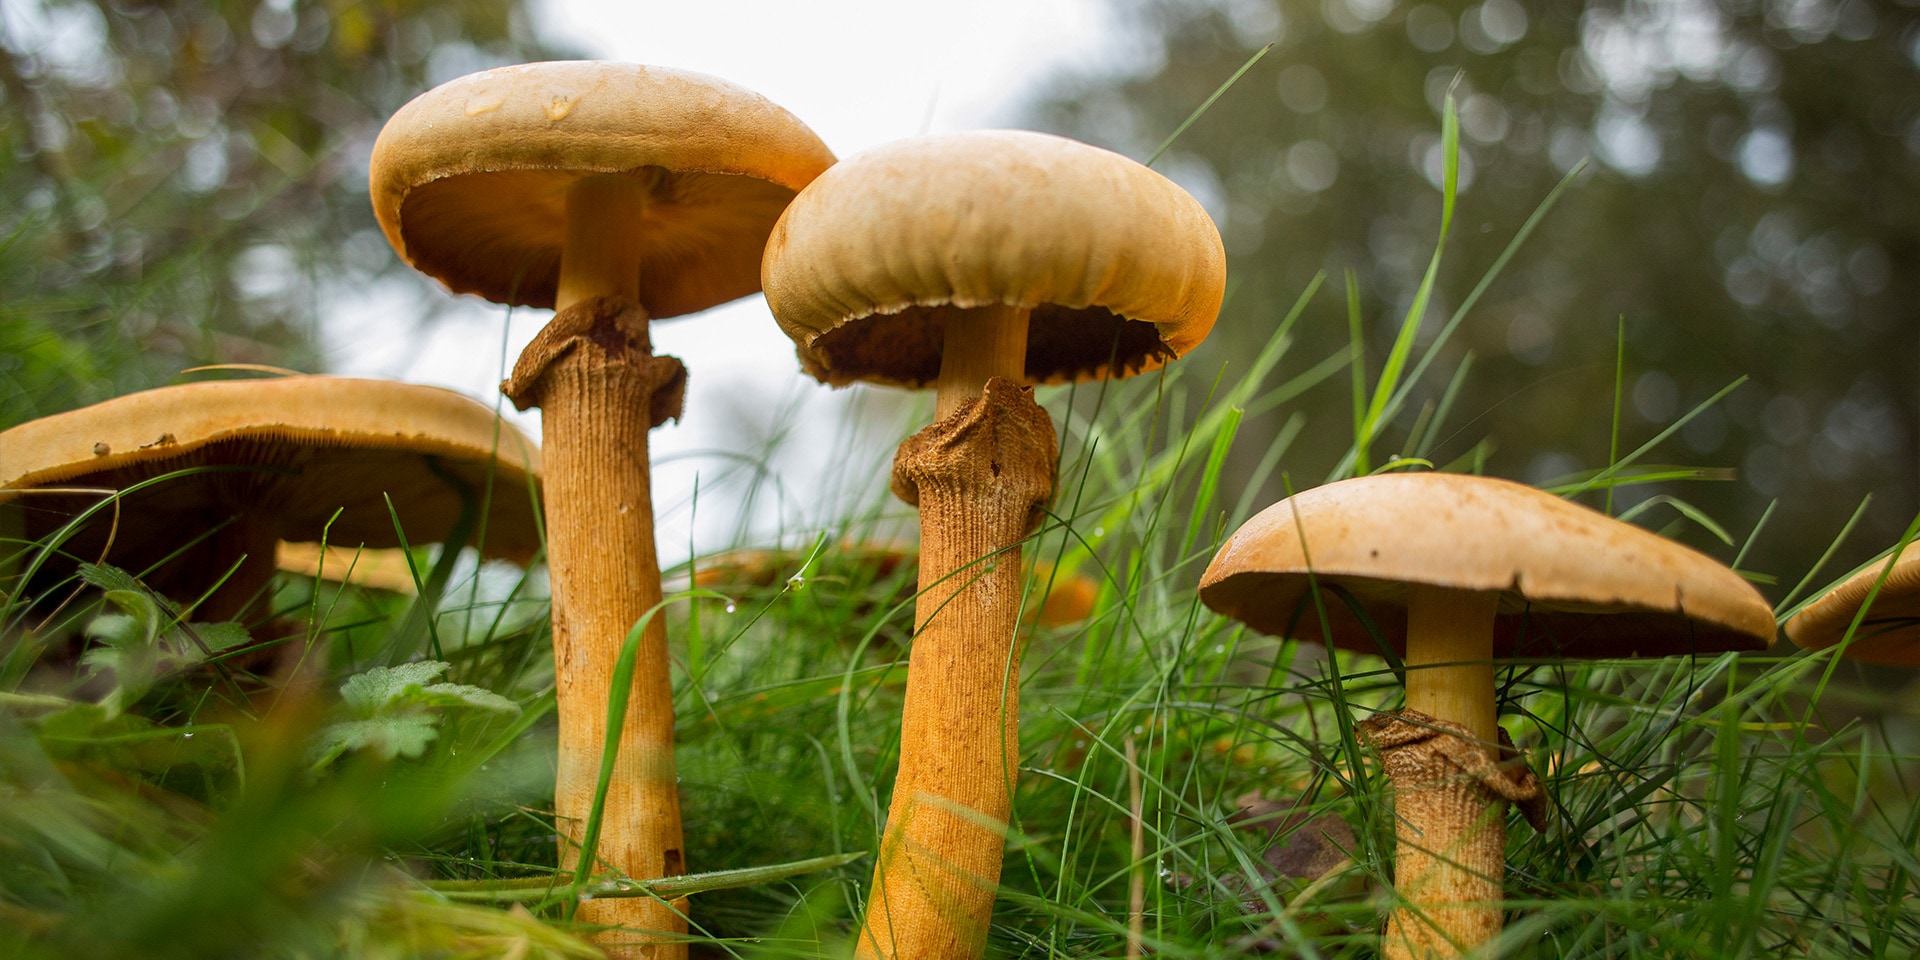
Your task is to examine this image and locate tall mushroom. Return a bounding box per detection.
[1199,473,1775,959]
[368,62,833,954]
[761,130,1225,960]
[0,376,541,625]
[1785,543,1920,664]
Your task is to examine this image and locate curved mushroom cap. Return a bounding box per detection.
[1198,473,1776,659]
[1784,545,1920,664]
[370,61,836,316]
[761,130,1225,388]
[276,542,422,595]
[0,377,545,581]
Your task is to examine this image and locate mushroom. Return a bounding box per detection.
[276,542,422,595]
[1785,543,1920,663]
[690,545,1099,629]
[0,376,540,627]
[367,61,833,953]
[1198,472,1775,959]
[761,130,1224,960]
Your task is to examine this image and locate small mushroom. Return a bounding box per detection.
[762,130,1224,960]
[0,376,540,625]
[368,61,833,954]
[1199,472,1775,959]
[1785,543,1920,663]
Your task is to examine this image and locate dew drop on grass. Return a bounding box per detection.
[182,732,194,739]
[1214,644,1225,654]
[705,690,719,702]
[724,602,737,613]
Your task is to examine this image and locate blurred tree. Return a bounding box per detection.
[0,0,564,427]
[1029,0,1918,583]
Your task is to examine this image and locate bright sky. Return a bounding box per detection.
[319,0,1131,560]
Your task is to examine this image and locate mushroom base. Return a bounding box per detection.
[504,295,689,958]
[1360,711,1545,960]
[859,378,1057,960]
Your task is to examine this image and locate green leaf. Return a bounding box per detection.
[339,661,450,715]
[312,712,443,764]
[418,683,520,715]
[187,621,255,655]
[83,613,142,649]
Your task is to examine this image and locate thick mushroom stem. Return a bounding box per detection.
[514,170,689,959]
[556,172,651,310]
[934,304,1030,421]
[860,376,1057,960]
[1383,585,1503,960]
[175,515,280,625]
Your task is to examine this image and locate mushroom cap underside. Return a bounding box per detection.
[371,60,835,314]
[762,130,1225,388]
[0,377,544,570]
[1785,544,1920,665]
[1198,472,1777,659]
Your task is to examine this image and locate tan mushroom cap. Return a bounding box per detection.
[1199,473,1776,659]
[0,376,544,569]
[761,130,1225,388]
[370,61,836,315]
[1784,544,1920,664]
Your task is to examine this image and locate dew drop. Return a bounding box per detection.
[181,732,194,739]
[705,690,719,702]
[724,602,737,614]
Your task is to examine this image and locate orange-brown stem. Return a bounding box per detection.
[1385,586,1502,959]
[934,304,1030,421]
[505,292,687,960]
[858,377,1056,960]
[184,515,280,625]
[1362,709,1545,960]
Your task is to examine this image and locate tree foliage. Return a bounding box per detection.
[0,0,562,427]
[1030,0,1920,577]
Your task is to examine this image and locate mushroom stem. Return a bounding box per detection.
[191,515,281,625]
[556,172,651,309]
[1384,585,1503,960]
[1403,586,1499,745]
[526,171,687,959]
[861,378,1057,960]
[934,305,1030,421]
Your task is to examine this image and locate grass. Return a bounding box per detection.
[4,97,1920,959]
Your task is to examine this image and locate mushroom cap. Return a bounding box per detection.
[761,130,1225,388]
[1198,473,1776,659]
[370,61,835,315]
[276,542,422,595]
[1784,544,1920,664]
[0,377,545,575]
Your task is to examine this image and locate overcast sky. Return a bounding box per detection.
[320,0,1134,560]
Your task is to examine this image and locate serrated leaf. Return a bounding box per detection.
[419,683,520,715]
[312,712,442,763]
[339,661,450,715]
[186,621,254,655]
[84,613,141,647]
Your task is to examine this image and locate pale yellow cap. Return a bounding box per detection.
[762,130,1225,388]
[1199,473,1776,659]
[0,376,543,566]
[370,61,835,316]
[1785,544,1920,664]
